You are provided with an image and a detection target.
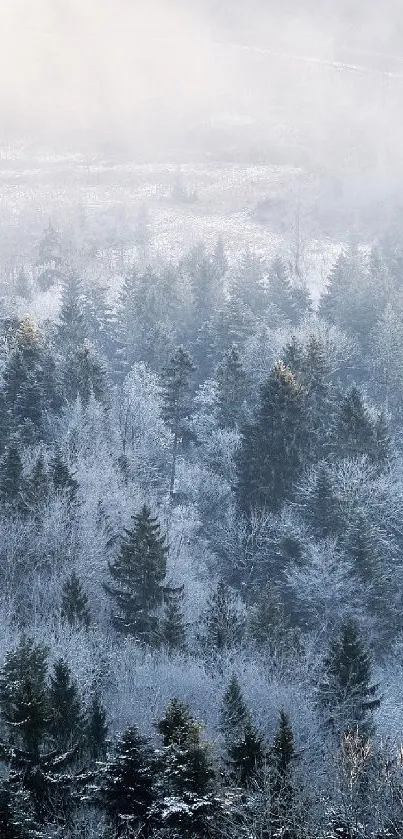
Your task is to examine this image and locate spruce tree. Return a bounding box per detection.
[155,700,218,837]
[105,505,168,643]
[270,710,295,835]
[0,442,23,509]
[0,636,49,761]
[86,693,108,760]
[57,272,88,352]
[24,453,50,516]
[236,362,308,514]
[319,618,381,736]
[161,585,187,652]
[48,659,83,750]
[202,580,244,652]
[64,341,107,406]
[61,571,91,628]
[15,267,31,301]
[0,779,39,839]
[102,726,155,837]
[297,461,342,540]
[334,387,377,462]
[50,448,78,501]
[220,674,250,745]
[220,675,264,786]
[36,220,63,291]
[216,344,246,429]
[161,345,195,497]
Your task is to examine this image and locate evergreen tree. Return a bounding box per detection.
[61,571,91,628]
[161,585,187,652]
[0,442,23,509]
[270,710,296,835]
[220,674,250,745]
[319,618,381,736]
[297,461,342,540]
[64,340,107,406]
[50,448,78,500]
[334,387,377,462]
[0,779,39,839]
[102,726,155,837]
[57,272,88,352]
[36,221,63,291]
[48,659,83,750]
[105,505,168,642]
[268,257,308,325]
[161,345,195,496]
[319,247,363,336]
[0,636,49,761]
[216,344,246,429]
[24,452,50,516]
[236,362,308,514]
[86,693,108,760]
[228,717,265,787]
[202,580,244,652]
[155,700,218,837]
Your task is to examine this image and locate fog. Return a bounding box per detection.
[1,0,403,177]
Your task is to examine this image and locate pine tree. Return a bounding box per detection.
[216,344,246,429]
[86,693,108,760]
[202,580,244,652]
[319,618,381,736]
[102,726,155,836]
[161,345,195,497]
[105,505,168,643]
[161,585,187,652]
[236,362,308,514]
[0,636,49,761]
[48,658,83,750]
[61,571,91,628]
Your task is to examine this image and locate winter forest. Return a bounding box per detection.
[3,1,403,838]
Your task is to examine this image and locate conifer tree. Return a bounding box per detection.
[161,585,187,652]
[36,220,63,291]
[270,710,296,835]
[64,340,107,406]
[24,453,50,516]
[297,461,342,540]
[0,442,23,509]
[86,693,108,760]
[161,345,195,496]
[48,659,83,750]
[15,267,31,301]
[0,636,49,761]
[105,505,168,642]
[216,344,246,429]
[155,700,218,836]
[202,580,244,652]
[319,618,381,736]
[50,448,78,500]
[220,674,250,745]
[220,675,264,786]
[0,779,39,839]
[102,726,155,837]
[236,362,308,514]
[61,571,91,628]
[334,386,377,461]
[57,272,88,352]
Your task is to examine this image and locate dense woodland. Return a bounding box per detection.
[2,208,403,838]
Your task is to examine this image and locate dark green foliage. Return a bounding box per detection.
[102,726,155,836]
[0,636,49,761]
[24,453,50,516]
[48,658,83,750]
[161,345,195,496]
[319,619,381,736]
[155,700,218,836]
[236,362,308,514]
[334,387,382,462]
[0,778,40,839]
[268,257,310,325]
[0,442,23,508]
[161,585,187,652]
[64,341,107,406]
[269,710,296,835]
[86,693,108,760]
[202,580,244,652]
[220,674,264,786]
[216,344,246,429]
[220,674,250,744]
[61,571,91,628]
[297,461,342,540]
[105,505,168,642]
[248,586,297,652]
[50,448,78,500]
